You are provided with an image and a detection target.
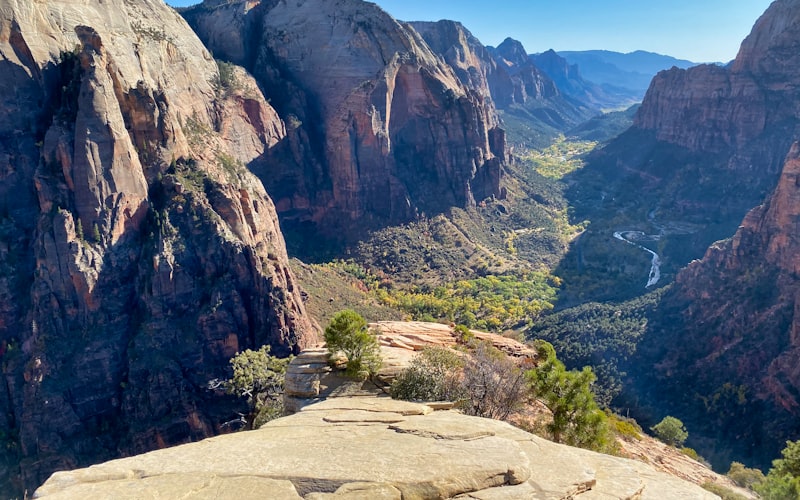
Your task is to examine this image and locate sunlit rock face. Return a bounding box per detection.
[185,0,504,243]
[0,0,315,493]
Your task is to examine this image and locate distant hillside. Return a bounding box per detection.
[531,50,641,112]
[557,50,699,97]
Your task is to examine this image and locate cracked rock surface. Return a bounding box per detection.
[35,396,716,499]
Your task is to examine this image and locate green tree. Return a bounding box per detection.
[755,440,800,499]
[324,309,382,379]
[391,346,463,401]
[226,345,291,429]
[651,416,688,447]
[527,340,611,451]
[727,461,764,489]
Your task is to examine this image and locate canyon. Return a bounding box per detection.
[0,0,799,495]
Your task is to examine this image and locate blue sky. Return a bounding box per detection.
[166,0,774,62]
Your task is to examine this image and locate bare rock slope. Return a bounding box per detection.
[184,0,505,243]
[0,0,315,492]
[34,396,718,500]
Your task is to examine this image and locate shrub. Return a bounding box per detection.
[226,345,291,429]
[459,342,528,420]
[651,416,688,447]
[727,461,764,489]
[755,440,800,500]
[680,447,700,461]
[324,309,382,379]
[391,347,463,401]
[213,59,240,95]
[608,413,642,440]
[701,482,749,500]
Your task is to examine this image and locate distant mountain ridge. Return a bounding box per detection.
[531,49,640,111]
[557,50,699,98]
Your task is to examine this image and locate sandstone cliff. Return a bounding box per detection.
[185,0,504,246]
[531,49,635,112]
[0,0,315,493]
[631,143,800,469]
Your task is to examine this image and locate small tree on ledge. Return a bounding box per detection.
[324,309,382,379]
[226,345,291,429]
[651,415,688,447]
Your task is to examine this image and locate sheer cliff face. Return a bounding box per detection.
[0,0,314,492]
[186,0,503,241]
[410,23,560,110]
[634,145,800,469]
[634,0,800,157]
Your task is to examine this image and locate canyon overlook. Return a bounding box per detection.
[1,0,800,496]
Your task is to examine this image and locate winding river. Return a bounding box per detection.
[613,231,662,288]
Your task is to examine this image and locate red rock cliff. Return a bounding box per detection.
[0,0,315,493]
[185,0,504,242]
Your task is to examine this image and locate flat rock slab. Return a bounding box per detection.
[36,398,529,499]
[299,395,433,415]
[35,474,302,500]
[323,410,408,424]
[35,396,719,500]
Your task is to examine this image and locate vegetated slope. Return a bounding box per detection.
[557,49,698,99]
[537,0,800,472]
[557,0,800,305]
[184,0,505,255]
[567,104,640,143]
[628,143,800,471]
[0,0,315,494]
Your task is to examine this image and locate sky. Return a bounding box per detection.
[165,0,774,62]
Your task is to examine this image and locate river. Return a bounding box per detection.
[613,231,661,288]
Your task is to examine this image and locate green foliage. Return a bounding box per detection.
[607,413,642,440]
[755,441,800,500]
[454,324,474,344]
[701,482,750,500]
[651,416,688,447]
[324,310,382,379]
[727,461,765,489]
[527,340,612,451]
[391,347,463,402]
[527,289,664,405]
[325,260,558,332]
[75,218,84,241]
[213,59,240,95]
[226,345,291,429]
[680,447,700,461]
[520,136,598,180]
[459,343,529,420]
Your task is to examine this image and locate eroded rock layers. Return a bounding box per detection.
[0,0,315,492]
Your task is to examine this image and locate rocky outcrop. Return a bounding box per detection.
[630,143,800,469]
[185,0,504,244]
[0,0,315,494]
[283,321,537,412]
[630,0,800,163]
[34,396,718,499]
[489,38,594,130]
